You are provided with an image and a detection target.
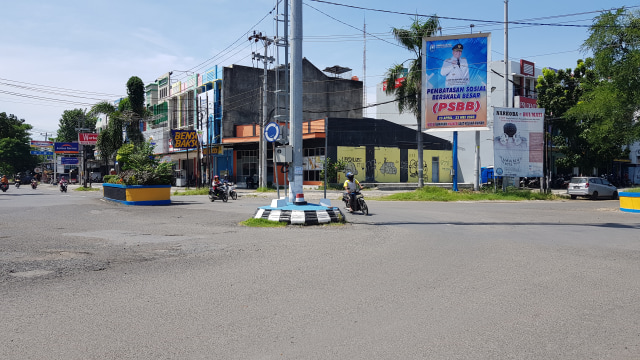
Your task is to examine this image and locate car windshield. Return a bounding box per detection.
[570,178,587,184]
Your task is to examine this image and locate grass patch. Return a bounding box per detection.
[173,188,209,196]
[622,187,640,193]
[381,185,557,201]
[74,186,100,192]
[240,218,288,227]
[256,187,276,192]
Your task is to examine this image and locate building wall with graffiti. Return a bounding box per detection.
[337,146,452,183]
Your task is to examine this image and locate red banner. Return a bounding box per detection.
[78,133,98,145]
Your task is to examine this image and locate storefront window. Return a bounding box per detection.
[237,150,257,184]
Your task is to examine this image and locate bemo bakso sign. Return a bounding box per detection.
[171,130,199,149]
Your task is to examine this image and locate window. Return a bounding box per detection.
[237,150,257,182]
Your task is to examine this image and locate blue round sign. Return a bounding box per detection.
[264,122,280,142]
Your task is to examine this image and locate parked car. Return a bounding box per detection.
[566,176,618,200]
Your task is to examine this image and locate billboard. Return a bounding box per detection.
[171,130,199,149]
[78,133,98,145]
[493,108,545,178]
[423,33,490,131]
[514,96,537,109]
[54,142,79,154]
[30,140,53,147]
[61,157,79,165]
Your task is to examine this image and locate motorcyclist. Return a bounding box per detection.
[212,175,222,196]
[1,175,8,186]
[59,176,68,188]
[343,172,363,211]
[31,178,37,186]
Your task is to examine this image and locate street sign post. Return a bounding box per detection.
[264,122,280,143]
[30,150,54,156]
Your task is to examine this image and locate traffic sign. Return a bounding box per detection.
[264,122,280,142]
[30,150,54,155]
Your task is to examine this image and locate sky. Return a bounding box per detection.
[1,0,636,139]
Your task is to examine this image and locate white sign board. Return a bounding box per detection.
[493,107,545,178]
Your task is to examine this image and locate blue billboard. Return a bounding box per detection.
[55,142,79,154]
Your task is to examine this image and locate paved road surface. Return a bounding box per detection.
[1,185,639,359]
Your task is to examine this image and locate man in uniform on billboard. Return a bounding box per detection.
[440,43,469,87]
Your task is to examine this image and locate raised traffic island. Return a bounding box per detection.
[619,191,640,213]
[103,183,171,206]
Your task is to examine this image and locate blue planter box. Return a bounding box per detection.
[103,183,171,205]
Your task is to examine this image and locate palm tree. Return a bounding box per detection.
[384,16,440,187]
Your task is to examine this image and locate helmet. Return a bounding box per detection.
[346,172,354,181]
[214,175,219,180]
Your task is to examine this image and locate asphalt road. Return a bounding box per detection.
[1,184,639,359]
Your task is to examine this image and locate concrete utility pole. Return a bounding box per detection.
[504,0,510,191]
[289,0,303,201]
[249,31,274,189]
[39,132,49,183]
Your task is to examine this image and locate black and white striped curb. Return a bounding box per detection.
[254,207,344,225]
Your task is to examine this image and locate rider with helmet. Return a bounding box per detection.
[212,175,222,196]
[1,174,8,187]
[343,172,363,211]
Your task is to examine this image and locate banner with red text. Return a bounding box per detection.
[422,33,490,131]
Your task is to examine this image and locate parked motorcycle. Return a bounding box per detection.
[59,181,68,193]
[1,183,8,192]
[208,184,228,202]
[342,190,368,215]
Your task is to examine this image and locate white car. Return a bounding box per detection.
[567,176,618,200]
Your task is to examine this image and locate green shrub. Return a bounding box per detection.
[111,141,172,185]
[103,175,119,184]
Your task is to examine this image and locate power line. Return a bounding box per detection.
[0,77,124,98]
[308,0,639,28]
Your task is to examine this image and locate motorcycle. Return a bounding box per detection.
[1,183,8,192]
[208,184,228,202]
[31,180,38,189]
[59,181,68,193]
[15,181,20,188]
[342,190,368,215]
[225,182,238,200]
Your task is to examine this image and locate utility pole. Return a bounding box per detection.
[249,31,274,188]
[75,114,90,188]
[39,132,49,183]
[274,0,290,197]
[504,0,510,191]
[290,0,303,200]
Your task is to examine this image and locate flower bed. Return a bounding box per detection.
[103,183,171,205]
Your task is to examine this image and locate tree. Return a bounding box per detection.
[581,8,640,148]
[115,141,172,185]
[126,76,145,144]
[56,108,97,142]
[536,60,595,171]
[0,112,38,175]
[383,16,440,187]
[582,8,640,107]
[537,8,640,174]
[90,101,122,172]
